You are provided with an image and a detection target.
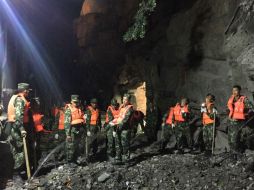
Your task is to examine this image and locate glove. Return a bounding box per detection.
[21,130,27,137]
[113,131,116,137]
[181,108,185,113]
[212,108,218,114]
[87,131,91,137]
[200,103,207,113]
[171,123,175,128]
[55,133,59,140]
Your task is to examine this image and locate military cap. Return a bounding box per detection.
[18,83,32,91]
[90,98,98,104]
[111,98,118,106]
[71,94,80,102]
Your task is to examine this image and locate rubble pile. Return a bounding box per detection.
[6,148,254,190]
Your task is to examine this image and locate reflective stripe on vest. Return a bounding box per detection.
[114,104,133,125]
[105,106,120,123]
[58,110,65,130]
[33,113,44,132]
[227,96,246,120]
[173,104,189,122]
[7,94,30,123]
[165,107,174,125]
[88,106,99,125]
[68,104,84,125]
[202,103,215,125]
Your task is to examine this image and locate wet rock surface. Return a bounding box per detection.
[5,146,254,190]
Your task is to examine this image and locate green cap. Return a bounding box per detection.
[111,98,118,106]
[71,94,80,102]
[123,93,131,100]
[90,98,98,104]
[18,83,32,91]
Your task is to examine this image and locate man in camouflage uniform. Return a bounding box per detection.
[7,83,32,170]
[105,99,120,160]
[160,107,174,152]
[201,94,218,153]
[86,98,101,158]
[227,85,254,154]
[173,98,194,153]
[65,95,85,163]
[109,94,134,163]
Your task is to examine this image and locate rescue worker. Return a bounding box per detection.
[86,98,101,158]
[31,97,45,167]
[109,93,134,163]
[105,98,120,160]
[227,85,254,154]
[7,83,32,170]
[64,95,85,163]
[201,94,217,153]
[160,107,174,152]
[173,97,193,153]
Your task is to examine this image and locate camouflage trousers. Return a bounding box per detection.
[66,124,86,162]
[87,125,99,156]
[7,123,25,170]
[106,125,115,157]
[115,129,131,161]
[174,123,192,149]
[228,120,253,152]
[203,124,214,151]
[161,125,174,150]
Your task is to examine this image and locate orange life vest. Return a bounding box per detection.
[105,106,120,123]
[165,107,174,125]
[67,104,85,125]
[32,113,44,132]
[58,109,65,130]
[202,103,215,125]
[173,103,189,122]
[227,95,246,120]
[88,106,99,125]
[7,93,30,123]
[112,104,133,125]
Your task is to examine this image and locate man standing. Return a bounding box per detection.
[173,98,193,153]
[201,94,217,154]
[86,98,101,158]
[7,83,32,170]
[64,95,85,163]
[105,98,120,160]
[110,94,134,163]
[227,85,254,154]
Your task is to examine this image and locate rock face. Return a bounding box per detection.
[75,0,254,114]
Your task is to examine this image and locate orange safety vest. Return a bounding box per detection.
[227,95,246,120]
[112,104,133,125]
[33,113,44,132]
[87,106,99,125]
[7,93,30,123]
[105,106,120,123]
[67,104,85,125]
[58,110,65,130]
[202,103,215,125]
[173,103,189,122]
[165,107,174,125]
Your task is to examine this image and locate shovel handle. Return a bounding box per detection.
[22,136,31,179]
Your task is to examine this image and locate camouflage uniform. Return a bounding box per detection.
[115,105,134,162]
[174,108,193,150]
[228,98,254,152]
[160,112,174,150]
[85,106,101,156]
[7,83,33,170]
[64,101,85,162]
[202,112,216,151]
